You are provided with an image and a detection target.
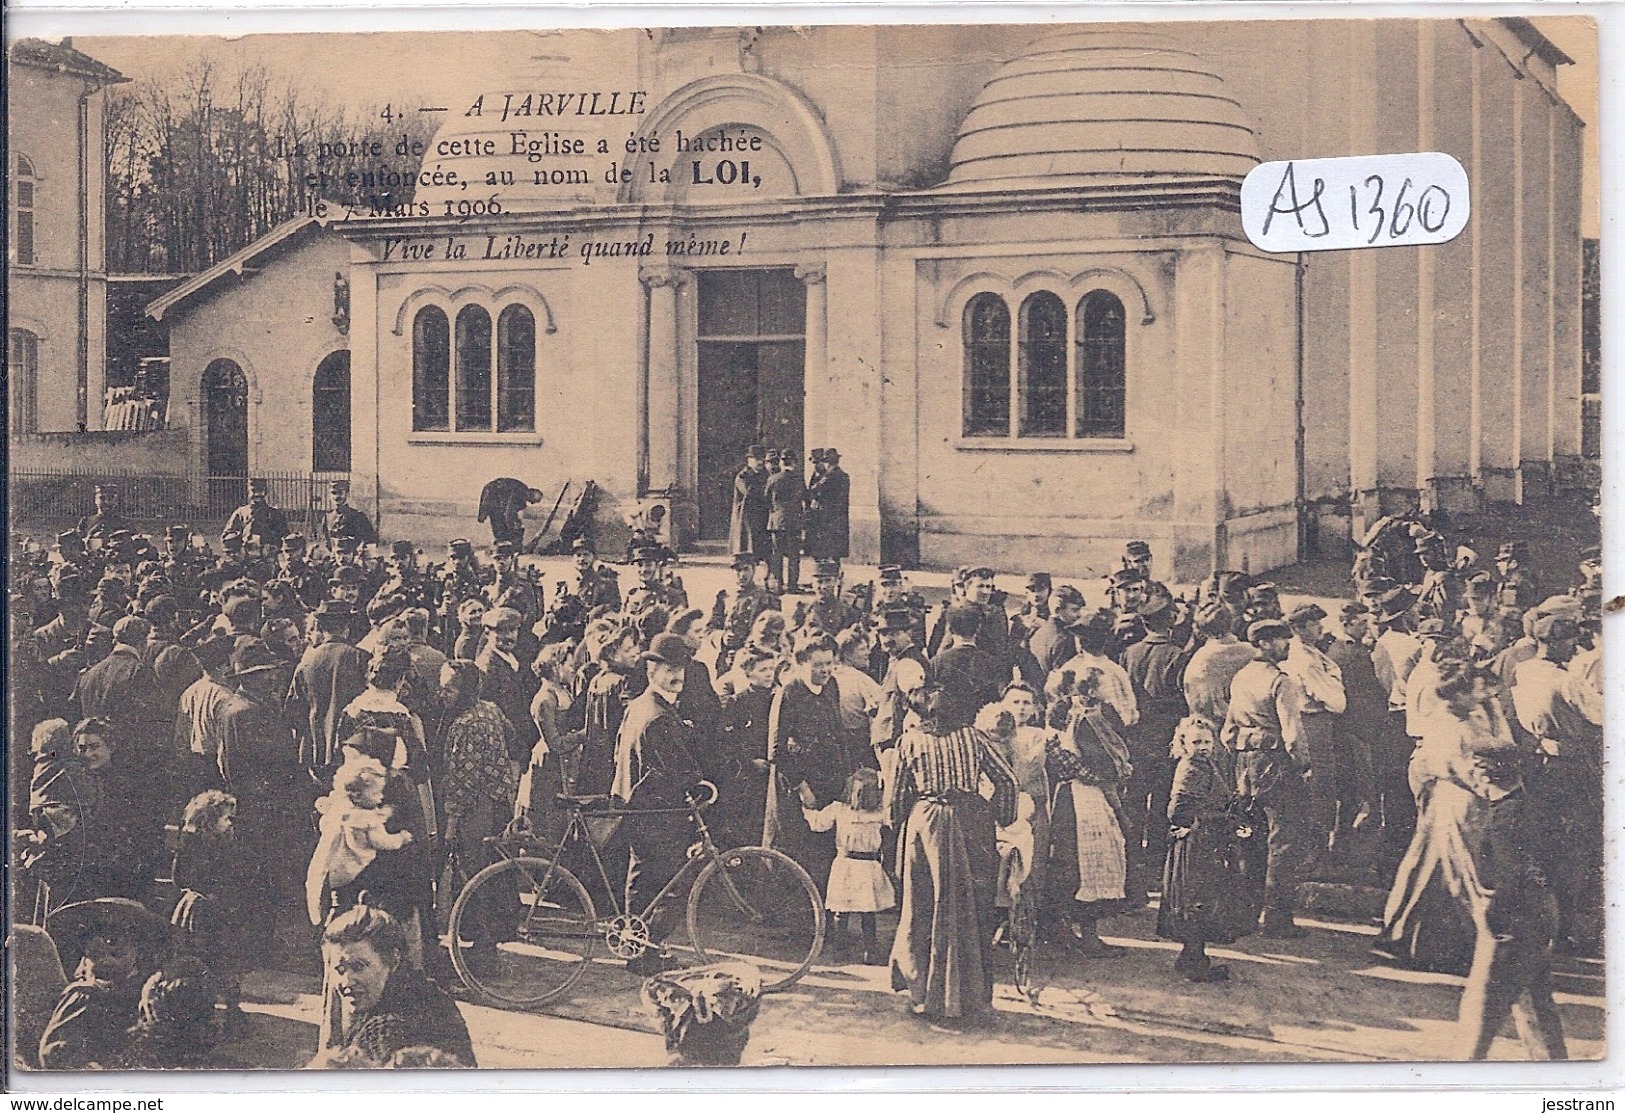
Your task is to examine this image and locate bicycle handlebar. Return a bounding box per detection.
[685,780,719,810]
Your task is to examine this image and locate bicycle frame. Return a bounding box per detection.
[496,794,723,935]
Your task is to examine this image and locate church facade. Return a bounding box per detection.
[152,20,1585,579]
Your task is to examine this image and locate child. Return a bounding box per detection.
[800,768,894,964]
[1157,716,1266,983]
[306,753,416,928]
[171,789,257,1022]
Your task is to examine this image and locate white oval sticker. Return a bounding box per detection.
[1240,152,1470,253]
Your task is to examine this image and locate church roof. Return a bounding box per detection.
[946,28,1261,189]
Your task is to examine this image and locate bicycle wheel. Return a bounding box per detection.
[446,856,598,1007]
[686,847,825,991]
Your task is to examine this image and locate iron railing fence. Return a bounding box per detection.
[8,468,362,536]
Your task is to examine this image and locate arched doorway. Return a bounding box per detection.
[312,350,352,472]
[202,358,249,511]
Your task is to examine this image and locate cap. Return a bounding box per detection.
[280,533,307,554]
[334,535,360,553]
[966,566,995,580]
[875,608,916,634]
[222,596,261,626]
[1024,572,1052,591]
[1415,617,1449,638]
[390,540,414,559]
[1139,593,1173,623]
[1124,540,1152,560]
[877,564,904,584]
[746,445,766,460]
[1580,545,1602,564]
[248,478,269,493]
[1531,613,1580,642]
[642,632,695,669]
[164,525,190,542]
[813,560,841,579]
[1375,586,1419,621]
[313,599,355,629]
[1412,529,1444,554]
[330,564,367,586]
[1053,584,1086,608]
[1339,600,1370,621]
[493,540,517,559]
[329,478,351,493]
[526,487,545,504]
[630,542,661,564]
[56,530,82,549]
[730,551,758,571]
[1497,541,1529,561]
[1246,582,1279,600]
[449,538,474,557]
[809,448,828,464]
[221,533,244,551]
[1246,618,1292,645]
[1109,568,1146,589]
[229,639,283,678]
[571,537,596,554]
[1287,602,1327,626]
[822,448,840,463]
[485,607,522,632]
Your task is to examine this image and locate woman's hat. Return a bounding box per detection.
[47,898,170,974]
[642,632,694,669]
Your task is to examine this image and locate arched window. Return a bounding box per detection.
[1018,292,1068,437]
[411,306,450,431]
[962,293,1011,436]
[13,156,36,266]
[1076,291,1127,438]
[202,359,249,482]
[312,350,352,472]
[496,305,536,432]
[9,329,38,434]
[455,305,493,431]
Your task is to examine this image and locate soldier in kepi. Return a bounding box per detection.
[709,552,778,675]
[623,541,683,619]
[568,536,622,613]
[222,478,290,554]
[77,484,134,546]
[320,479,377,550]
[798,560,862,637]
[272,533,326,609]
[764,449,807,595]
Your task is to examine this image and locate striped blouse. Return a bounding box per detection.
[886,725,1019,829]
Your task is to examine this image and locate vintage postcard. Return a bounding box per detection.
[5,14,1603,1074]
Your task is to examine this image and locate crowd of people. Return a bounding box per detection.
[7,468,1604,1068]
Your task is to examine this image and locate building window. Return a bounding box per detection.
[963,293,1011,436]
[1018,292,1068,437]
[455,306,493,431]
[411,306,450,431]
[9,329,39,434]
[1076,291,1127,438]
[962,285,1133,441]
[496,305,536,433]
[13,156,35,266]
[312,350,352,472]
[414,300,538,434]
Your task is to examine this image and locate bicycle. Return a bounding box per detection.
[445,780,825,1007]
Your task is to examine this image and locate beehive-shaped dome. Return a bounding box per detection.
[947,29,1261,187]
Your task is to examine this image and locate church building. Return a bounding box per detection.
[149,21,1586,579]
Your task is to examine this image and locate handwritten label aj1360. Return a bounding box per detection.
[1240,152,1470,253]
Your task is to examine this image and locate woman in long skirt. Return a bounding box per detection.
[1373,660,1513,975]
[1042,669,1133,955]
[1157,716,1266,982]
[885,667,1019,1027]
